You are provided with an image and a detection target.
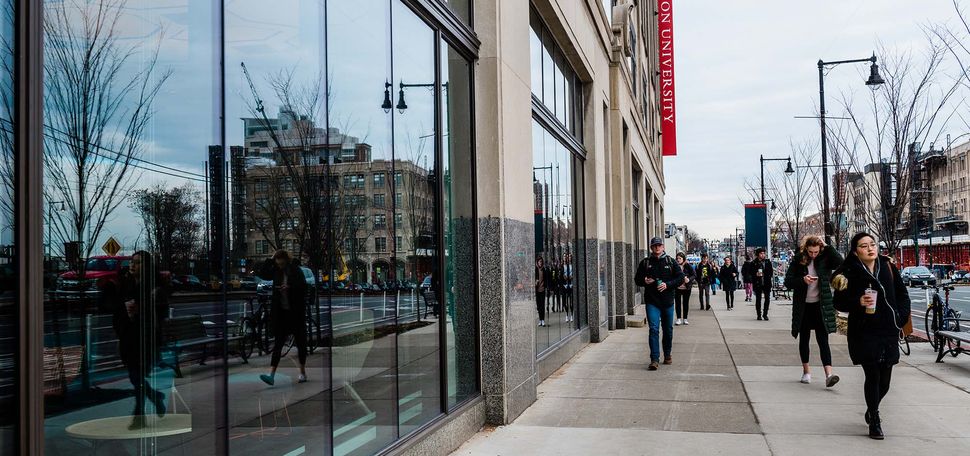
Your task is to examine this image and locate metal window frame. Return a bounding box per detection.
[18,0,44,453]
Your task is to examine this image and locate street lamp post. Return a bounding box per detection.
[47,200,65,261]
[817,54,885,245]
[759,156,793,259]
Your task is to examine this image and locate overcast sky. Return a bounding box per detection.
[665,0,963,240]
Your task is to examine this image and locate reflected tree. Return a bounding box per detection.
[43,0,171,273]
[130,183,203,273]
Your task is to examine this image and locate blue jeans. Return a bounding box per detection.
[646,304,675,362]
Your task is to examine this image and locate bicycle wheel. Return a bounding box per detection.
[238,317,257,361]
[925,305,940,350]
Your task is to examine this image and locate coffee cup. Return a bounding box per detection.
[864,287,878,314]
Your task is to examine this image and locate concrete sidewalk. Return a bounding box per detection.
[453,292,970,455]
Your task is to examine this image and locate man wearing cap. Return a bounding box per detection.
[635,237,685,370]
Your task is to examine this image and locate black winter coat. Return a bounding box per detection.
[110,273,170,369]
[677,262,695,293]
[785,245,843,337]
[635,254,685,308]
[257,260,308,324]
[741,261,754,284]
[751,259,774,292]
[832,254,911,366]
[718,264,739,291]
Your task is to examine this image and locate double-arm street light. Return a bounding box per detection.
[817,54,885,244]
[759,155,795,205]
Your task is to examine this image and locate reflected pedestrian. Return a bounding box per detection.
[535,256,550,327]
[111,250,169,430]
[784,235,843,387]
[674,252,694,325]
[832,232,911,440]
[258,250,309,386]
[719,257,739,310]
[635,237,684,370]
[563,252,574,323]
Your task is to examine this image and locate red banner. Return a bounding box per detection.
[657,0,676,156]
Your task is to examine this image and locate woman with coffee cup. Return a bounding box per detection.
[831,232,911,440]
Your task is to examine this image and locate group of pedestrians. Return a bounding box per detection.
[635,232,911,440]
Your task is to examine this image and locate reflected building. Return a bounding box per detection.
[7,0,669,455]
[232,111,436,285]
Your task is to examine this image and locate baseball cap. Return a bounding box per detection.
[650,237,664,247]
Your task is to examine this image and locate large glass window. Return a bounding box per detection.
[20,1,477,455]
[0,0,14,452]
[43,0,222,453]
[530,9,584,141]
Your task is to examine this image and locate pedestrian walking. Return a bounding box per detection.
[742,254,754,301]
[695,254,715,311]
[832,232,911,440]
[674,252,694,325]
[784,235,843,387]
[711,261,719,295]
[257,250,310,386]
[635,237,685,371]
[562,252,574,323]
[535,256,550,327]
[719,256,739,310]
[110,250,170,430]
[752,248,773,320]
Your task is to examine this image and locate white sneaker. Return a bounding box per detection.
[298,374,307,383]
[800,373,811,384]
[675,319,682,326]
[683,320,689,325]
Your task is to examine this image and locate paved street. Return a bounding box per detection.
[453,293,970,455]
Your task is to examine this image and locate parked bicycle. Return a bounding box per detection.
[238,294,320,360]
[922,283,962,351]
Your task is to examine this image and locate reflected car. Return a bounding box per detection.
[256,278,273,297]
[901,266,937,287]
[56,256,131,299]
[175,274,204,292]
[420,275,432,292]
[239,275,259,291]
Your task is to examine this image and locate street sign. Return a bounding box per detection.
[102,237,122,256]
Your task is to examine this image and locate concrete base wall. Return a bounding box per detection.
[395,399,486,456]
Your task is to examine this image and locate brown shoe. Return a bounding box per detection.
[648,361,659,371]
[663,357,672,365]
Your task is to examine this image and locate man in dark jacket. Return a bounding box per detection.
[752,248,774,320]
[635,237,685,370]
[257,250,309,386]
[741,255,754,301]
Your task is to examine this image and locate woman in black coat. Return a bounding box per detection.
[718,257,739,310]
[832,232,911,440]
[257,250,309,386]
[112,250,170,429]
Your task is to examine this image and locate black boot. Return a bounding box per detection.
[868,411,884,440]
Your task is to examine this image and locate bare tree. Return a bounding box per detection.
[43,0,171,272]
[770,140,820,251]
[829,40,961,253]
[0,5,13,235]
[130,183,203,273]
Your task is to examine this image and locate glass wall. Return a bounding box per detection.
[31,0,477,455]
[0,0,14,452]
[530,9,586,355]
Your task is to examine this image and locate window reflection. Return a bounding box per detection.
[42,0,219,454]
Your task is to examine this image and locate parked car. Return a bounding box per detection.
[901,266,937,287]
[256,278,273,297]
[420,275,432,292]
[56,255,132,299]
[953,270,970,283]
